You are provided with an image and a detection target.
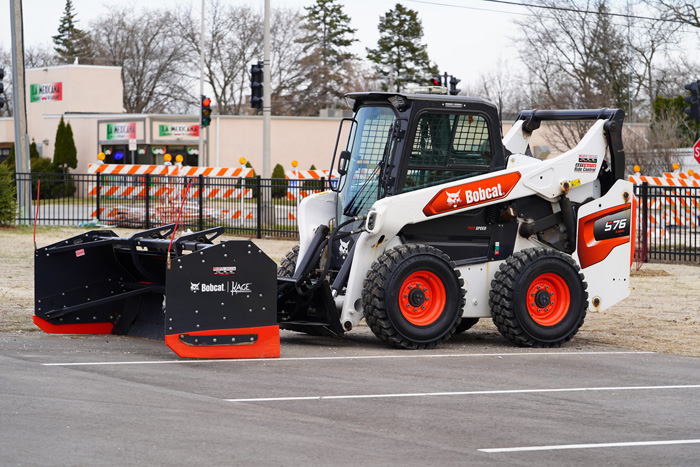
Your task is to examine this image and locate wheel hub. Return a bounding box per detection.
[408,288,426,307]
[534,289,551,308]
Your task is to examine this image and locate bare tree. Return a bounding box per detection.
[268,8,308,115]
[175,1,262,115]
[625,114,686,174]
[91,8,193,113]
[627,2,682,120]
[657,0,700,26]
[516,0,632,151]
[477,60,531,122]
[653,57,700,98]
[25,45,59,69]
[0,48,13,117]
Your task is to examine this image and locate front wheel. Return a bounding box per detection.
[489,248,588,347]
[362,244,465,350]
[277,246,299,277]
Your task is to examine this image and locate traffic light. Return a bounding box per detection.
[429,76,442,86]
[0,67,4,109]
[250,61,263,110]
[684,81,700,121]
[201,95,212,127]
[449,76,461,96]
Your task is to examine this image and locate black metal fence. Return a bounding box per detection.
[13,173,700,262]
[635,182,700,263]
[15,172,331,239]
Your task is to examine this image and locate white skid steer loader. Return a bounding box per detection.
[35,90,634,358]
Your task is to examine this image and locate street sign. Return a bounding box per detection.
[128,138,137,151]
[694,138,700,165]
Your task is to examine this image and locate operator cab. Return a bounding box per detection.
[329,92,510,265]
[333,91,506,223]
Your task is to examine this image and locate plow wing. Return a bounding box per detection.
[34,225,280,359]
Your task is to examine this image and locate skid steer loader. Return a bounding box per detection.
[34,89,634,358]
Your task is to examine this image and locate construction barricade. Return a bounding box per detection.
[285,169,339,221]
[88,163,255,227]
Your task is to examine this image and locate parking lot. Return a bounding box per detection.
[2,328,700,466]
[2,226,700,465]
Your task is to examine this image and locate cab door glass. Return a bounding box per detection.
[403,112,492,192]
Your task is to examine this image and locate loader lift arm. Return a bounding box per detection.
[515,108,626,192]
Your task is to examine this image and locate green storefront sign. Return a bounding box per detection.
[158,124,199,138]
[106,122,137,140]
[30,82,62,102]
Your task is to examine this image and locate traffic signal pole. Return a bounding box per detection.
[10,0,31,224]
[262,0,271,179]
[198,0,205,166]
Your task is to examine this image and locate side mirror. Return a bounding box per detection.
[338,150,351,176]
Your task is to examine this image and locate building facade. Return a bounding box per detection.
[0,64,660,175]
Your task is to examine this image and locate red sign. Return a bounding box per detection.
[423,172,522,217]
[694,138,700,164]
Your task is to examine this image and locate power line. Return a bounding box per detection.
[407,0,688,24]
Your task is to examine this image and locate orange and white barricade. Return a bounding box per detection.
[285,169,339,202]
[630,171,700,228]
[89,164,256,223]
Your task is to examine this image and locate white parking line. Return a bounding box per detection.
[41,350,652,366]
[223,384,700,403]
[479,439,700,453]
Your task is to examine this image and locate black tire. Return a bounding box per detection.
[489,247,588,348]
[454,317,479,334]
[277,245,300,277]
[362,244,465,350]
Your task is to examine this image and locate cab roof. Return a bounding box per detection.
[345,91,497,112]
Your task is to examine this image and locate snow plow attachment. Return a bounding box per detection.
[34,225,280,359]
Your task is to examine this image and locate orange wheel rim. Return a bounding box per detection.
[526,273,570,326]
[399,270,446,326]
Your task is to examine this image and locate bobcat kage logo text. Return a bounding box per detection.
[190,281,252,295]
[423,172,521,216]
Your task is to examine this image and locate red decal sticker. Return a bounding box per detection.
[577,203,632,269]
[75,249,85,257]
[423,172,521,217]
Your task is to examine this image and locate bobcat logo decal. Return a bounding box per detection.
[339,240,350,259]
[445,190,462,208]
[190,282,200,293]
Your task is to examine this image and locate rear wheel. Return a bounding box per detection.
[489,248,587,347]
[362,244,465,349]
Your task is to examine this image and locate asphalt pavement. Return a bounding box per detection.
[2,328,700,466]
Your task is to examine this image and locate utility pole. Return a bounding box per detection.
[262,0,271,178]
[198,0,205,167]
[10,0,31,224]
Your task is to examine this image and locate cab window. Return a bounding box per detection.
[402,112,492,192]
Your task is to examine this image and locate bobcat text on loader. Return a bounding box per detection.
[34,89,635,359]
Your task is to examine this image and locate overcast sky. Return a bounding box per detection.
[0,0,531,88]
[1,0,698,91]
